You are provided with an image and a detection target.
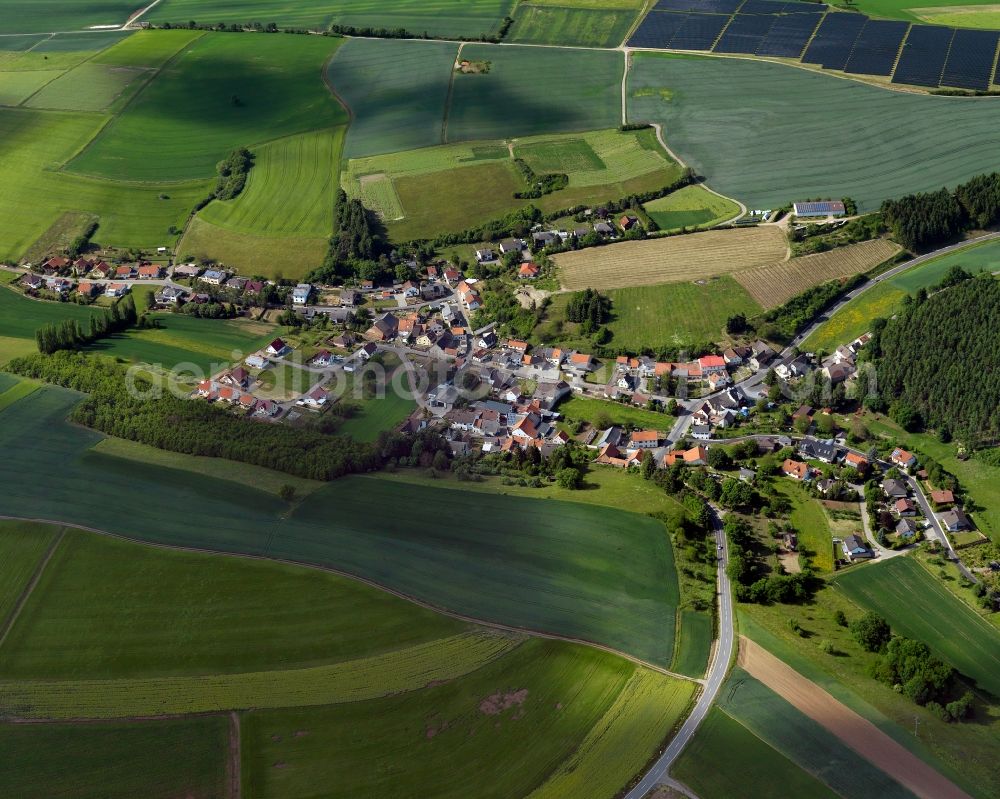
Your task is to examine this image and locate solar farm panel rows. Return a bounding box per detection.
[671,13,731,49]
[941,29,1000,90]
[844,19,909,76]
[654,0,743,12]
[801,12,866,69]
[628,10,689,48]
[755,13,821,57]
[891,24,953,86]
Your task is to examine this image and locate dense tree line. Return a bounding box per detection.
[881,172,1000,250]
[67,219,99,259]
[35,295,137,354]
[564,288,610,328]
[755,274,867,344]
[308,190,390,284]
[7,352,450,481]
[725,516,815,604]
[870,275,1000,445]
[214,147,254,200]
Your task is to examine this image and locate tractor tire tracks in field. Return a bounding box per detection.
[0,527,65,651]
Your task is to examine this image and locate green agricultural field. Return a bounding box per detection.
[148,0,515,38]
[329,37,458,159]
[83,313,277,373]
[0,282,101,344]
[179,216,328,280]
[603,278,761,351]
[672,609,713,677]
[629,53,1000,211]
[0,376,39,412]
[0,69,61,105]
[0,520,59,628]
[804,238,1000,351]
[674,707,839,799]
[0,527,473,678]
[91,28,204,68]
[0,108,210,260]
[833,555,1000,698]
[448,45,623,141]
[851,0,1000,25]
[69,32,344,181]
[242,639,690,799]
[508,3,641,47]
[25,62,147,111]
[0,387,681,666]
[0,2,140,34]
[718,668,915,799]
[0,717,230,798]
[644,184,741,231]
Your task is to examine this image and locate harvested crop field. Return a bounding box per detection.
[556,226,788,291]
[738,636,971,799]
[734,239,901,309]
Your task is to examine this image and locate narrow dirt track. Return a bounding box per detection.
[738,636,971,799]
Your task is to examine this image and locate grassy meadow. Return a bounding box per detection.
[804,238,1000,352]
[24,62,148,112]
[0,387,681,666]
[69,33,344,181]
[0,1,140,33]
[672,609,713,677]
[508,2,643,47]
[629,52,1000,211]
[852,0,1000,25]
[643,184,742,231]
[0,717,230,798]
[833,555,1000,698]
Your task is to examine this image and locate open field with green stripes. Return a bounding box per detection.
[24,62,148,112]
[629,52,1000,211]
[508,1,643,47]
[853,0,1000,25]
[834,555,1000,698]
[342,127,682,240]
[0,386,682,666]
[147,0,516,38]
[805,238,1000,351]
[0,1,140,33]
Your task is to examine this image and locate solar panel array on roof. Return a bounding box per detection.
[756,12,822,57]
[671,13,731,49]
[941,28,1000,90]
[628,10,689,47]
[892,25,953,86]
[844,19,909,75]
[654,0,743,12]
[714,12,776,53]
[802,12,867,69]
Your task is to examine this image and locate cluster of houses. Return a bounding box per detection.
[818,333,872,386]
[21,256,172,300]
[194,365,281,419]
[472,216,641,267]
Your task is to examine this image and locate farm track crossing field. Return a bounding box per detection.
[241,639,686,799]
[629,53,1000,211]
[91,29,204,68]
[804,237,1000,351]
[199,127,343,237]
[0,520,59,628]
[718,668,916,799]
[0,717,230,799]
[24,63,147,112]
[734,238,902,309]
[556,226,788,291]
[0,2,140,34]
[148,0,516,38]
[328,38,458,159]
[0,387,681,666]
[0,70,62,105]
[68,33,345,181]
[674,706,839,799]
[643,184,741,231]
[508,4,641,47]
[448,45,624,142]
[0,108,210,260]
[834,556,1000,698]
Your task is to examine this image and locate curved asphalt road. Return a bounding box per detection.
[624,508,733,799]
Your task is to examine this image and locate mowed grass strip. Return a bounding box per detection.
[673,706,839,799]
[0,529,469,679]
[735,238,902,310]
[447,45,623,142]
[0,632,520,719]
[672,610,713,677]
[199,127,343,237]
[0,716,230,798]
[643,184,742,231]
[526,667,695,798]
[329,37,457,159]
[556,226,788,291]
[69,32,345,181]
[508,4,641,47]
[148,0,515,38]
[0,108,210,260]
[241,639,646,799]
[718,668,916,799]
[629,52,1000,211]
[833,555,1000,697]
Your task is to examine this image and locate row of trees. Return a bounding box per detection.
[564,288,610,331]
[881,172,1000,250]
[35,295,137,355]
[307,190,391,284]
[512,158,568,199]
[754,273,867,344]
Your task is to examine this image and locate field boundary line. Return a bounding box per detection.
[0,513,699,683]
[0,527,65,652]
[738,635,973,799]
[228,711,241,799]
[441,42,464,144]
[620,0,653,49]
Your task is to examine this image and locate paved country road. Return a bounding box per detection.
[624,507,733,799]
